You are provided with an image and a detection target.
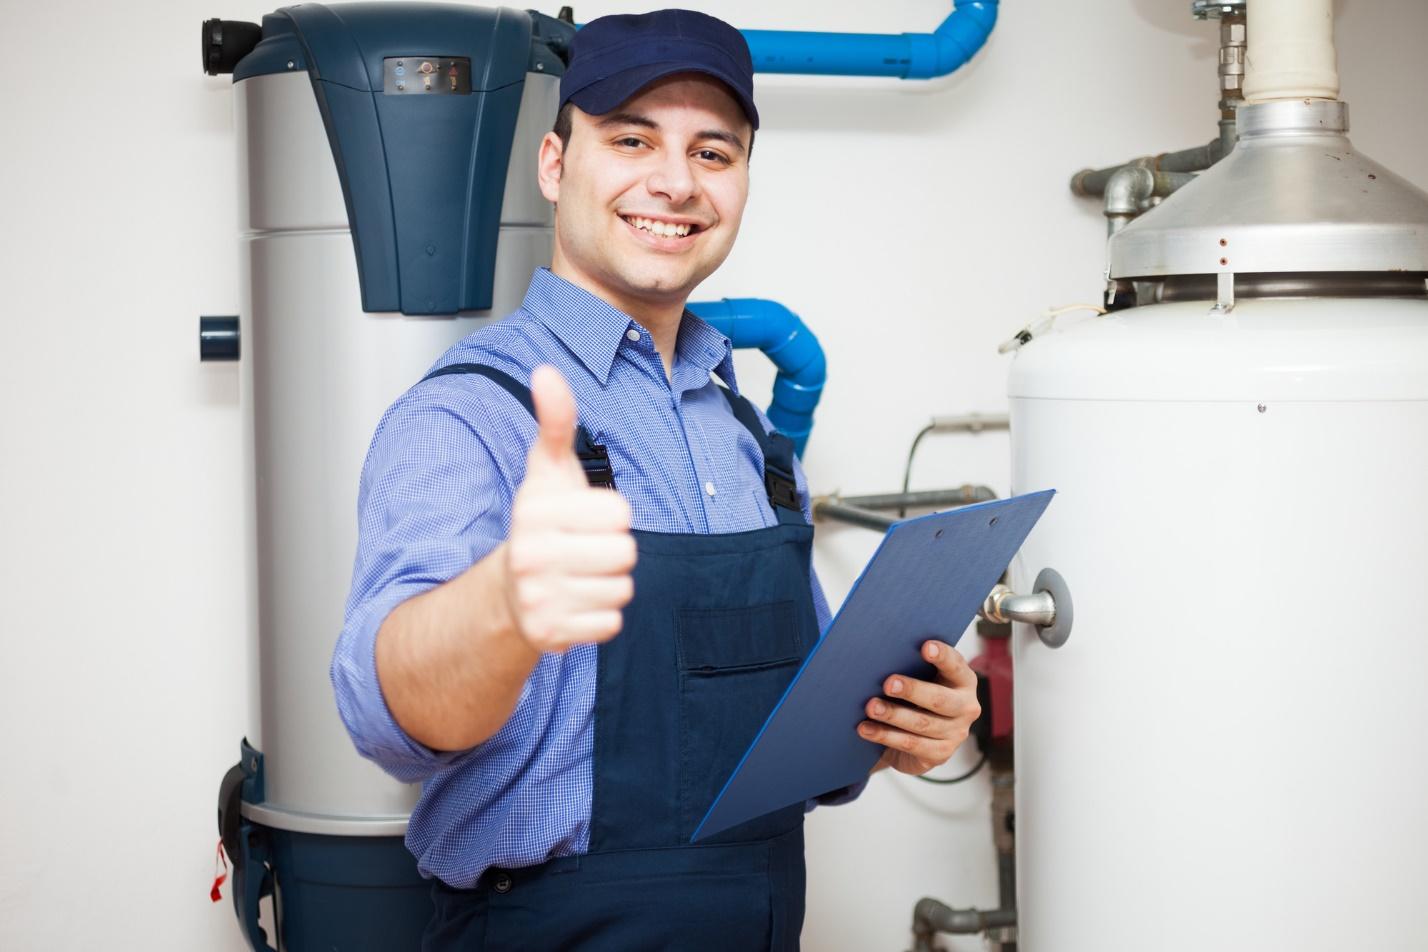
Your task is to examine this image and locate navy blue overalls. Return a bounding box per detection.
[419,364,820,952]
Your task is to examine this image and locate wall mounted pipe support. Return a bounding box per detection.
[688,298,825,456]
[740,1,998,79]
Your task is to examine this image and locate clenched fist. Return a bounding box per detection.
[503,366,637,652]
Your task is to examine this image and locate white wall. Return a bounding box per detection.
[2,1,1424,949]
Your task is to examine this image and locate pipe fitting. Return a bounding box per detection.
[1103,165,1156,218]
[912,896,1017,937]
[1102,166,1199,234]
[981,584,1056,627]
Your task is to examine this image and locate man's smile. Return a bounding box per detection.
[619,212,705,244]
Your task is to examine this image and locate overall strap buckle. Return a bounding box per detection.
[718,386,807,520]
[764,469,800,513]
[576,441,617,490]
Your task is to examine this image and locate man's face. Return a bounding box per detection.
[537,74,752,316]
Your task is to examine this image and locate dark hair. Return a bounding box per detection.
[550,101,755,159]
[553,102,575,150]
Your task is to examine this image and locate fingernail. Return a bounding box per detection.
[859,724,875,736]
[927,642,940,658]
[871,700,886,716]
[889,678,904,694]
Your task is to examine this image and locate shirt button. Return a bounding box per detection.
[625,329,641,342]
[492,872,512,894]
[705,481,717,497]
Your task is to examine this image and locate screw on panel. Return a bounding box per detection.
[286,60,295,69]
[1257,403,1267,413]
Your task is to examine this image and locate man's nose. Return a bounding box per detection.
[645,150,698,205]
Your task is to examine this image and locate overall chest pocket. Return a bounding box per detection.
[675,601,810,841]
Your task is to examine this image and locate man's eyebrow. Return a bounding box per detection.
[595,112,747,155]
[696,129,747,155]
[597,111,659,130]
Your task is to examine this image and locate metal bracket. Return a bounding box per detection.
[1212,270,1236,313]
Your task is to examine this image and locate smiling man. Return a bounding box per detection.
[331,10,980,951]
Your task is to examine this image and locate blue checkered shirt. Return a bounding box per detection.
[332,268,842,888]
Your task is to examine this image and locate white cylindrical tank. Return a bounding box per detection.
[235,67,558,835]
[1009,296,1428,949]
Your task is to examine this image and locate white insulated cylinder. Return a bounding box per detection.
[1243,0,1340,102]
[236,69,558,834]
[1008,297,1428,950]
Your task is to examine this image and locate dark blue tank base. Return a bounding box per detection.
[269,829,430,951]
[424,826,806,952]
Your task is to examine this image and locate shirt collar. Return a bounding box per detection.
[522,268,739,392]
[674,308,739,395]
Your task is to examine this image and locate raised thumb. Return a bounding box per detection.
[529,365,579,466]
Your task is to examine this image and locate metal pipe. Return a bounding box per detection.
[990,765,1017,952]
[810,500,897,532]
[1070,141,1223,198]
[741,1,998,79]
[839,485,997,512]
[1073,4,1245,204]
[913,897,1017,937]
[928,413,1008,434]
[688,298,825,457]
[981,585,1056,628]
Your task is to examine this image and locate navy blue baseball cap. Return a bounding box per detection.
[559,9,760,130]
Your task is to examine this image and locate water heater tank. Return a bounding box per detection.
[208,5,571,949]
[1009,97,1428,949]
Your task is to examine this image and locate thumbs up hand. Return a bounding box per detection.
[503,366,636,653]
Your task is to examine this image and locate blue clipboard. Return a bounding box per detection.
[691,489,1055,842]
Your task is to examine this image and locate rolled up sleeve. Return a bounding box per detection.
[330,390,520,784]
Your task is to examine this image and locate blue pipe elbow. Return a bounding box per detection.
[688,299,826,457]
[741,1,998,79]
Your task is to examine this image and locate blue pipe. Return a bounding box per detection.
[688,299,826,457]
[740,1,999,79]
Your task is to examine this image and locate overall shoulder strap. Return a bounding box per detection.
[421,363,616,490]
[718,386,806,525]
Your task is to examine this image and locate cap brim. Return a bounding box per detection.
[566,61,760,131]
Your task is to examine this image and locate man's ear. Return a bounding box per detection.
[537,131,563,204]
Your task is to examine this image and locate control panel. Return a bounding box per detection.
[382,56,472,95]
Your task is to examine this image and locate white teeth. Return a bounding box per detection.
[624,215,694,238]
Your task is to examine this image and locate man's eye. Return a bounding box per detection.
[696,150,729,164]
[617,137,646,148]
